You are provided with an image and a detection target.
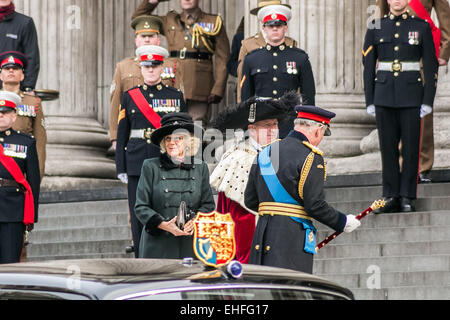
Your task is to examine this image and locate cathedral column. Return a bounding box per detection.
[14,0,121,182]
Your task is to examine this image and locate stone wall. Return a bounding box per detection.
[12,0,450,182]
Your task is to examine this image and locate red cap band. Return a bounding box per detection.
[0,99,17,109]
[263,13,287,23]
[1,57,23,68]
[297,112,330,125]
[140,54,164,62]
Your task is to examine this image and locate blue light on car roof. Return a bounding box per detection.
[226,261,243,279]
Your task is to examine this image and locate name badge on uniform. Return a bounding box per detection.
[3,144,28,159]
[6,34,18,39]
[17,105,38,118]
[161,67,176,80]
[152,99,181,113]
[286,62,298,75]
[408,31,419,45]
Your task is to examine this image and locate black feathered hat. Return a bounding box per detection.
[213,91,301,131]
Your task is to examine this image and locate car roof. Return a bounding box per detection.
[0,259,353,300]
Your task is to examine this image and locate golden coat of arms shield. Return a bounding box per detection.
[193,211,236,267]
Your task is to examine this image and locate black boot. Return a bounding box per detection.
[400,197,415,212]
[373,197,400,214]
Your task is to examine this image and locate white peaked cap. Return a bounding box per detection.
[258,4,292,23]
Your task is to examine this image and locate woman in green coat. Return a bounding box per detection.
[135,113,215,259]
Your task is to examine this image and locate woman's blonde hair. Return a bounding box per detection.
[159,131,202,157]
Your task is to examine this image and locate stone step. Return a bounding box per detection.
[35,212,130,230]
[350,286,450,300]
[315,225,450,245]
[315,271,450,289]
[329,196,450,215]
[315,241,450,259]
[316,210,450,232]
[38,200,129,217]
[29,225,131,243]
[313,255,450,274]
[27,239,132,258]
[324,183,450,202]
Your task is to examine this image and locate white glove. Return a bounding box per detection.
[420,104,432,118]
[118,173,128,184]
[344,215,361,233]
[366,105,376,117]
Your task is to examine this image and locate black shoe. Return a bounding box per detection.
[418,171,432,184]
[400,197,415,212]
[125,245,135,254]
[373,197,400,214]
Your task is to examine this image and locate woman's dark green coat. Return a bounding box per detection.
[135,153,215,259]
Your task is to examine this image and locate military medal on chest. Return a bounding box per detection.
[152,99,181,113]
[408,31,419,45]
[196,22,215,32]
[161,67,176,80]
[17,104,38,118]
[3,143,28,159]
[287,61,298,75]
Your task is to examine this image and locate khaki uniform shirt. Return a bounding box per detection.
[377,0,450,61]
[237,32,298,102]
[109,57,178,142]
[132,1,230,102]
[11,91,47,181]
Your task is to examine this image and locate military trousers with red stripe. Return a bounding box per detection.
[376,106,421,199]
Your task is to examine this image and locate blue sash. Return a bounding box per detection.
[258,146,316,255]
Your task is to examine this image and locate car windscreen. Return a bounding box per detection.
[117,285,349,300]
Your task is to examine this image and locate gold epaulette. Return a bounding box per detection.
[261,139,281,149]
[302,141,324,156]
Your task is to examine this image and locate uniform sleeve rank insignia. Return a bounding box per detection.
[317,164,324,169]
[362,45,373,57]
[118,108,126,124]
[240,75,246,89]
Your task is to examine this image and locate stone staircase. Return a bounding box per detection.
[27,189,133,261]
[314,181,450,300]
[26,176,450,300]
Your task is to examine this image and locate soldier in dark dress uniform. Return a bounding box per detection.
[0,91,40,264]
[240,4,316,138]
[116,45,187,257]
[245,105,361,274]
[363,0,439,213]
[0,51,47,181]
[109,15,178,152]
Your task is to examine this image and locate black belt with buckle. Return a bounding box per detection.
[170,50,212,61]
[0,178,23,191]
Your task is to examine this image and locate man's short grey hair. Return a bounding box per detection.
[294,118,324,132]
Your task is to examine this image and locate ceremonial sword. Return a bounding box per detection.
[315,199,386,252]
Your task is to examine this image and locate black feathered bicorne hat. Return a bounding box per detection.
[213,91,301,131]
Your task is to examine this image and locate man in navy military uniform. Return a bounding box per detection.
[245,105,361,274]
[363,0,438,213]
[0,90,40,264]
[240,4,316,138]
[116,45,187,257]
[0,0,40,93]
